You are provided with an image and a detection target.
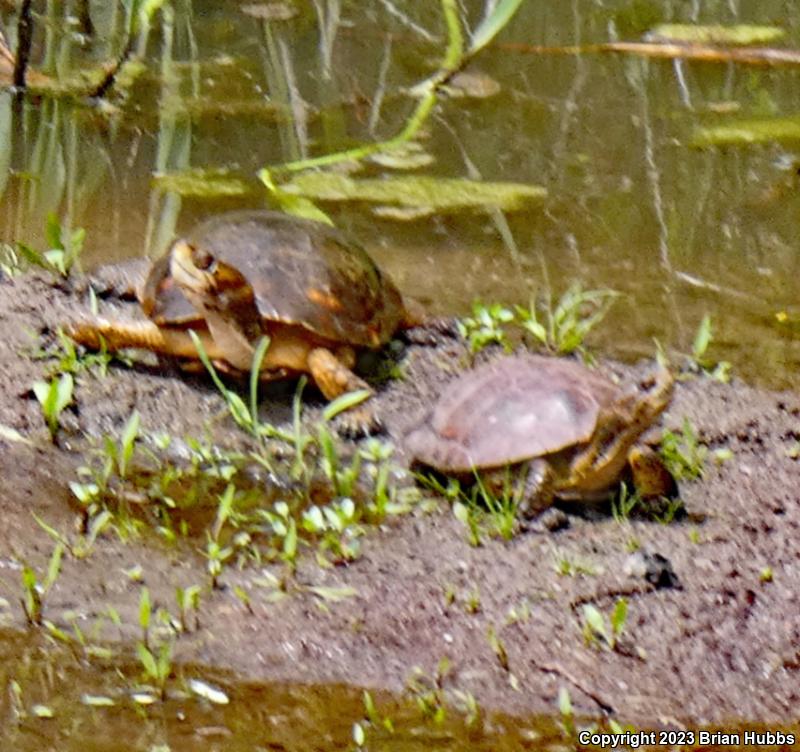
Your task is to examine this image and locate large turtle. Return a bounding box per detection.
[404,354,676,518]
[68,210,416,430]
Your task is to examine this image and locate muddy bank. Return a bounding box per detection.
[0,269,799,727]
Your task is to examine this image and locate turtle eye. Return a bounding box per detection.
[192,248,215,271]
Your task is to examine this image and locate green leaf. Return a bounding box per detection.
[611,598,628,637]
[323,389,371,421]
[558,686,572,717]
[226,392,252,429]
[648,23,785,46]
[302,505,325,532]
[469,0,526,55]
[44,543,64,592]
[138,588,152,630]
[582,604,607,640]
[692,314,712,361]
[306,585,358,602]
[54,373,74,413]
[283,518,297,559]
[118,409,140,478]
[284,173,546,213]
[0,423,28,445]
[136,643,158,678]
[693,117,800,148]
[45,213,64,251]
[249,335,271,435]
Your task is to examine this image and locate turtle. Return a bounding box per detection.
[67,210,417,431]
[404,354,676,518]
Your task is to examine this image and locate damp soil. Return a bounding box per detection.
[1,269,800,729]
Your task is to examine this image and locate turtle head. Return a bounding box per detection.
[633,366,674,424]
[169,238,253,309]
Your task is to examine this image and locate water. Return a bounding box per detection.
[0,630,562,752]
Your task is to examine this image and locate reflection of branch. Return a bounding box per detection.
[88,37,135,99]
[501,40,800,67]
[13,0,33,87]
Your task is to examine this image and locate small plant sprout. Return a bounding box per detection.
[136,587,176,699]
[660,418,707,480]
[685,314,731,382]
[189,330,272,439]
[362,690,395,733]
[516,284,619,356]
[206,535,234,590]
[34,327,113,377]
[317,421,361,499]
[464,587,481,614]
[582,598,628,651]
[302,497,363,563]
[33,373,74,440]
[116,410,141,479]
[259,501,299,573]
[611,483,641,522]
[359,438,395,518]
[457,301,514,354]
[554,553,597,577]
[16,214,86,277]
[136,638,174,701]
[175,585,202,632]
[558,686,576,740]
[452,498,482,547]
[434,468,520,543]
[487,624,510,672]
[406,659,451,724]
[20,543,64,626]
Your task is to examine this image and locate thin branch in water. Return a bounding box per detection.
[368,34,393,136]
[500,40,800,67]
[312,0,341,80]
[278,37,309,160]
[377,0,439,43]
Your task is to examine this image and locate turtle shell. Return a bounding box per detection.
[404,354,620,472]
[140,210,405,348]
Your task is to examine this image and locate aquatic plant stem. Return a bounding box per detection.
[264,0,522,177]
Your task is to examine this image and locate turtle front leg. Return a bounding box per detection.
[517,459,571,532]
[307,347,382,437]
[627,444,678,500]
[518,458,557,518]
[67,318,225,360]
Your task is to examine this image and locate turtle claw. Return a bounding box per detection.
[334,404,385,439]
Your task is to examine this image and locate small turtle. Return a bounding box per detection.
[68,210,417,431]
[404,354,676,517]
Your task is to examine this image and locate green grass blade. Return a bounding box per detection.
[249,335,271,436]
[469,0,526,55]
[322,389,371,422]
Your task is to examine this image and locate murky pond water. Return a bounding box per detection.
[1,0,799,387]
[0,630,563,751]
